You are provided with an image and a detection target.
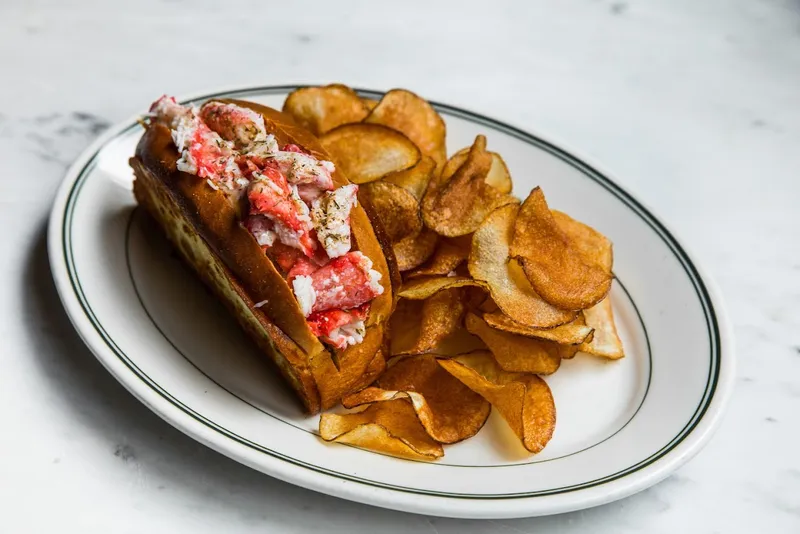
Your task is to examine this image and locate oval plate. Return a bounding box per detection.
[48,86,734,519]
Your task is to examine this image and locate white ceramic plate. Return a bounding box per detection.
[48,86,734,519]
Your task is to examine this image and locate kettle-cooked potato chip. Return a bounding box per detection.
[469,204,576,327]
[410,288,467,353]
[578,297,625,359]
[478,297,500,314]
[441,146,513,194]
[398,276,488,300]
[558,344,581,360]
[319,399,443,460]
[552,210,613,272]
[343,355,491,443]
[422,135,518,237]
[389,299,486,357]
[365,89,447,172]
[295,84,627,461]
[383,156,436,202]
[511,188,613,310]
[362,98,379,112]
[319,123,420,184]
[464,313,561,375]
[389,299,424,356]
[283,84,369,135]
[438,352,556,453]
[393,228,439,272]
[407,237,471,279]
[482,311,594,345]
[361,181,422,242]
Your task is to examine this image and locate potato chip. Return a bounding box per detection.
[465,313,560,374]
[393,228,438,271]
[579,297,624,359]
[483,311,594,345]
[558,344,581,360]
[319,399,443,459]
[469,204,576,327]
[480,153,514,193]
[510,188,613,310]
[441,147,513,194]
[464,285,490,310]
[282,84,369,135]
[389,299,424,356]
[383,156,436,202]
[360,181,422,242]
[389,299,486,357]
[422,136,518,237]
[410,288,467,353]
[365,89,447,172]
[362,98,379,112]
[438,352,556,453]
[406,237,471,279]
[552,210,613,271]
[434,328,489,356]
[439,147,468,182]
[398,276,488,300]
[343,355,491,443]
[447,233,474,250]
[356,191,403,298]
[319,123,420,184]
[478,297,500,314]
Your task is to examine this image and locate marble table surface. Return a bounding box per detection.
[2,0,799,531]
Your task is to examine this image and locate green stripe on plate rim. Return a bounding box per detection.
[60,85,721,499]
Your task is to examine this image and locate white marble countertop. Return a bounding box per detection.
[2,0,799,531]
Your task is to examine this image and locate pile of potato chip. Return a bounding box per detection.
[283,85,625,460]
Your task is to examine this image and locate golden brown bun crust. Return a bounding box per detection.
[132,100,394,411]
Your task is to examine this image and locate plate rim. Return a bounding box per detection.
[47,84,735,518]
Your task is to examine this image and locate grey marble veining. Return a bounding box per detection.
[1,0,799,532]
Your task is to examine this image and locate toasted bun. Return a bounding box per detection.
[130,100,396,412]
